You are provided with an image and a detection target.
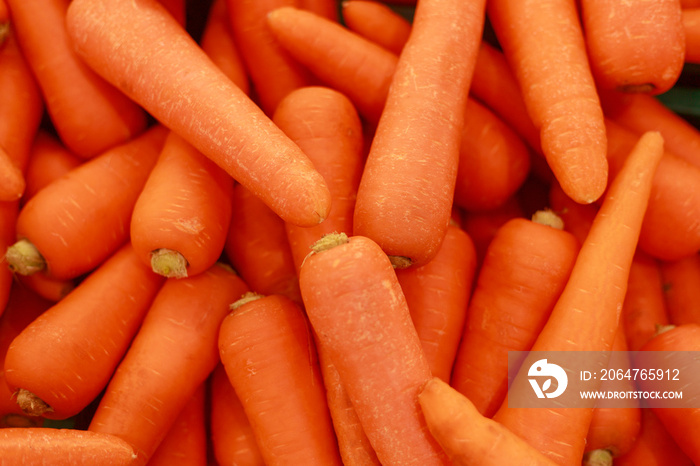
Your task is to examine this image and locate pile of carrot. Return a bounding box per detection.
[1,0,700,464]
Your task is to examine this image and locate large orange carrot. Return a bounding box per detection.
[4,125,167,280]
[299,233,449,465]
[21,131,82,203]
[341,0,412,55]
[89,263,249,465]
[492,132,664,464]
[487,0,608,204]
[272,86,364,274]
[354,0,486,267]
[6,0,147,158]
[130,131,234,279]
[3,243,164,420]
[65,0,331,227]
[219,293,342,466]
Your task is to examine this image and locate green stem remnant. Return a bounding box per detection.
[5,239,46,275]
[150,248,188,278]
[14,388,53,417]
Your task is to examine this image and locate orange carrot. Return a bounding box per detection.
[418,377,558,466]
[341,0,412,55]
[65,0,331,227]
[0,201,17,312]
[0,428,139,465]
[6,0,148,158]
[580,0,685,94]
[395,223,477,382]
[16,272,76,303]
[354,0,487,267]
[299,233,449,465]
[0,145,24,203]
[89,263,248,465]
[209,363,265,466]
[548,181,598,245]
[487,0,608,204]
[3,243,164,420]
[300,0,339,21]
[130,130,234,279]
[218,293,342,466]
[450,211,579,417]
[157,0,186,25]
[4,125,167,280]
[684,8,700,63]
[0,0,7,43]
[493,132,664,464]
[21,131,82,203]
[659,253,700,325]
[682,0,700,6]
[272,86,364,274]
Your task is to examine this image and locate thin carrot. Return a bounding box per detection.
[4,125,167,280]
[65,0,331,227]
[88,263,248,465]
[218,293,343,466]
[450,211,579,417]
[418,377,558,466]
[21,131,82,203]
[354,0,487,267]
[395,223,477,382]
[6,0,148,158]
[487,0,608,204]
[659,253,700,325]
[580,0,685,94]
[130,130,234,279]
[684,8,700,63]
[299,233,449,465]
[341,0,412,55]
[492,132,664,464]
[3,243,164,420]
[209,363,265,466]
[0,428,139,465]
[272,86,364,274]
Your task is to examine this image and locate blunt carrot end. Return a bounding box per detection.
[531,209,565,230]
[5,239,46,276]
[230,291,264,311]
[14,388,53,417]
[582,449,614,466]
[150,248,188,279]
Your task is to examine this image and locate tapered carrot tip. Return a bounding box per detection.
[5,239,46,275]
[150,248,188,278]
[531,209,564,230]
[14,388,53,417]
[582,449,613,466]
[230,291,264,310]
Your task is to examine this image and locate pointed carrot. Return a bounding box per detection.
[341,0,412,55]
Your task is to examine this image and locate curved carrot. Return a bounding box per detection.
[493,132,664,464]
[418,377,558,466]
[0,428,139,465]
[3,243,164,420]
[21,131,82,203]
[450,212,579,417]
[684,8,700,63]
[218,293,342,466]
[659,253,700,325]
[299,233,449,465]
[395,223,477,382]
[6,0,148,158]
[5,125,167,280]
[487,0,608,204]
[341,0,412,55]
[89,263,248,464]
[354,0,487,267]
[130,131,234,278]
[65,0,331,227]
[272,86,364,274]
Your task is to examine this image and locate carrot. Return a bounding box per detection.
[0,146,24,202]
[487,0,608,205]
[157,0,186,25]
[605,119,700,261]
[395,223,477,382]
[300,0,339,21]
[146,384,207,466]
[450,211,579,417]
[659,253,700,325]
[209,364,265,466]
[21,131,82,203]
[418,377,558,466]
[130,130,234,279]
[4,125,167,280]
[199,0,250,94]
[353,0,487,268]
[65,0,331,227]
[16,271,76,303]
[224,183,302,304]
[218,293,342,466]
[580,0,685,94]
[548,181,598,245]
[6,0,148,158]
[684,8,700,63]
[492,132,664,464]
[272,86,364,274]
[0,201,17,312]
[0,0,7,44]
[341,0,412,55]
[3,243,164,420]
[682,0,700,6]
[0,427,139,465]
[299,233,449,465]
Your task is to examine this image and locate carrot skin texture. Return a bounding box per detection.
[65,0,331,227]
[299,235,450,465]
[3,243,164,420]
[218,294,343,466]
